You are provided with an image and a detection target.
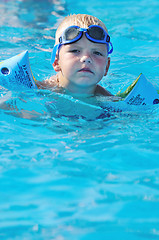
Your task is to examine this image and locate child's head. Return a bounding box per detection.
[51,14,113,95]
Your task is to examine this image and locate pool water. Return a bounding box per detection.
[0,0,159,239]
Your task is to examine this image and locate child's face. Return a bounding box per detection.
[53,34,110,93]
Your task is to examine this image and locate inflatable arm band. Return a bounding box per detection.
[117,73,159,105]
[0,50,37,90]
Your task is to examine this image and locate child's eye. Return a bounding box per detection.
[69,49,80,53]
[93,51,103,56]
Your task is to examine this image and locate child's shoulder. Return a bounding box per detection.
[95,84,113,96]
[36,75,58,89]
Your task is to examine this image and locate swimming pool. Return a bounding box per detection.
[0,0,159,239]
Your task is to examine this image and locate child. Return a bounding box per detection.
[37,14,114,96]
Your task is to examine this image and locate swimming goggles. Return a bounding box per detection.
[51,25,113,64]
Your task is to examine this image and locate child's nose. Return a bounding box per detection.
[80,52,92,64]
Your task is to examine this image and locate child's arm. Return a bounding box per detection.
[0,100,42,119]
[0,91,44,120]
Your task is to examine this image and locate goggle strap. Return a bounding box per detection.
[51,44,60,64]
[108,42,113,54]
[106,35,110,43]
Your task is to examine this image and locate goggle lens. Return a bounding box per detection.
[64,27,79,41]
[87,26,105,40]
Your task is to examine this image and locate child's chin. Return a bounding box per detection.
[76,81,95,87]
[76,77,95,84]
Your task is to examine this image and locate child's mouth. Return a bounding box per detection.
[78,68,94,74]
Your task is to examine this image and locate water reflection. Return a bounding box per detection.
[0,0,67,29]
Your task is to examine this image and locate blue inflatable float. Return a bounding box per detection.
[0,51,159,105]
[117,73,159,105]
[0,51,37,90]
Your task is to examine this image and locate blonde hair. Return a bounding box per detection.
[55,14,108,45]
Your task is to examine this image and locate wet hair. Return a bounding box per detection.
[55,14,108,45]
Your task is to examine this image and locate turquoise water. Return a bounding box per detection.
[0,0,159,239]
